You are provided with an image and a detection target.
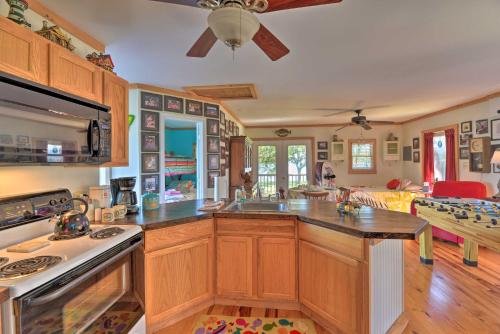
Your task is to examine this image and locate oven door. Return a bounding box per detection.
[13,235,143,334]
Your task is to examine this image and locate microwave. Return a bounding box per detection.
[0,72,111,165]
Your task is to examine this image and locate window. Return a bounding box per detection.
[433,133,446,181]
[349,139,377,174]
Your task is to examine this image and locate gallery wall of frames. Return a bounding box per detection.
[139,90,241,193]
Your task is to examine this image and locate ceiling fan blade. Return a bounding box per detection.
[149,0,200,8]
[335,123,351,132]
[265,0,342,12]
[368,121,396,125]
[360,123,373,130]
[360,105,390,110]
[313,108,354,112]
[322,110,354,117]
[252,24,290,61]
[186,28,217,58]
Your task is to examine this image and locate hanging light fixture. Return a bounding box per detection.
[207,6,260,50]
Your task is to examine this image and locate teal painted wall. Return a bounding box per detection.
[165,128,197,184]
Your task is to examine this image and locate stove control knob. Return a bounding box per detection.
[59,198,67,204]
[49,199,57,206]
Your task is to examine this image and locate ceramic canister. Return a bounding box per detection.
[101,208,115,223]
[113,205,127,219]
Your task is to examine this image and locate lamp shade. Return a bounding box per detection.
[491,150,500,164]
[208,7,260,49]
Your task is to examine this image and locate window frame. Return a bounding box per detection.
[348,139,377,174]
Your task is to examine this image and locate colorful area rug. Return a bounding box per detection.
[193,315,318,334]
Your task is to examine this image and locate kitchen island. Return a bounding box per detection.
[120,199,427,334]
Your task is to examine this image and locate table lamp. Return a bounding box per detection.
[492,150,500,198]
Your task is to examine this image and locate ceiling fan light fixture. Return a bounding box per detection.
[207,7,260,50]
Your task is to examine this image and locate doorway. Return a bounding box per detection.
[161,116,204,202]
[254,139,313,196]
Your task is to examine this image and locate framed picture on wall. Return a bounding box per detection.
[220,111,226,124]
[141,132,159,152]
[317,151,328,160]
[317,141,328,150]
[208,154,220,170]
[235,126,239,136]
[164,95,184,113]
[207,119,220,136]
[475,119,489,135]
[141,91,163,111]
[220,165,226,177]
[141,153,159,173]
[141,174,160,194]
[141,111,159,132]
[186,100,203,116]
[403,146,412,161]
[413,151,420,163]
[412,137,420,150]
[207,171,220,188]
[461,121,472,133]
[204,103,220,119]
[459,134,472,147]
[491,118,500,141]
[459,147,470,160]
[207,136,220,153]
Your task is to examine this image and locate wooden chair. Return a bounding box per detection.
[303,191,330,200]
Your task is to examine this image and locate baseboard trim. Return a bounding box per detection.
[387,312,409,334]
[214,296,300,310]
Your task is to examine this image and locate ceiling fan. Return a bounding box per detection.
[150,0,343,61]
[312,106,395,131]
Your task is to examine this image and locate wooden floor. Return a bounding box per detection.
[156,240,500,334]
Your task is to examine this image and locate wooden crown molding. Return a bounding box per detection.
[130,83,243,125]
[27,0,105,52]
[401,90,500,125]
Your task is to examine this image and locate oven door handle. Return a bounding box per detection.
[27,240,142,307]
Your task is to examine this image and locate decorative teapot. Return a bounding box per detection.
[50,198,90,239]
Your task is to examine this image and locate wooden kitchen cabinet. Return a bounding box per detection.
[0,17,49,85]
[103,72,129,166]
[216,235,254,298]
[258,237,296,301]
[49,44,103,102]
[299,240,365,334]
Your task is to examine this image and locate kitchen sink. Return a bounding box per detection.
[227,201,290,212]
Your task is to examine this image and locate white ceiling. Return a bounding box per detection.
[42,0,500,126]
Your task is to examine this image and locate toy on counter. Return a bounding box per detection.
[6,0,31,28]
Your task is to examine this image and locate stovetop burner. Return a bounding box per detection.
[90,227,125,240]
[48,230,91,241]
[0,256,62,279]
[0,257,8,267]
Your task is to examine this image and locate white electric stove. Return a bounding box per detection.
[0,189,144,334]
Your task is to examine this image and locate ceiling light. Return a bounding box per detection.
[207,7,260,50]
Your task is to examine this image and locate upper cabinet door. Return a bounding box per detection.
[0,17,48,85]
[103,72,129,166]
[49,44,103,102]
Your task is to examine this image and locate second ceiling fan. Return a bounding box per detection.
[151,0,343,61]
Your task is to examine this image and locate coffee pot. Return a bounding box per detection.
[50,198,90,239]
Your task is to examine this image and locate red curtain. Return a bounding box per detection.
[423,132,434,187]
[445,128,457,181]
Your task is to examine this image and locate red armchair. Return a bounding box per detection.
[411,181,487,243]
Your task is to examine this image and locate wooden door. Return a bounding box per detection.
[145,238,213,328]
[299,240,364,334]
[258,237,296,301]
[0,17,48,84]
[103,72,129,166]
[49,44,103,102]
[216,236,253,298]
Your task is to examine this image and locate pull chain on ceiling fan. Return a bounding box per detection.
[151,0,343,60]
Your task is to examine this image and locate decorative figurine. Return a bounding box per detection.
[5,0,31,28]
[274,128,291,137]
[86,52,115,72]
[35,20,75,51]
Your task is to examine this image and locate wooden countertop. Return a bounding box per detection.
[0,287,9,304]
[105,199,427,239]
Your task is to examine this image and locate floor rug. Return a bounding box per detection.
[193,315,318,334]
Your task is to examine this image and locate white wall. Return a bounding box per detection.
[245,125,404,187]
[402,98,500,196]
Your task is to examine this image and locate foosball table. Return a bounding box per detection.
[414,197,500,267]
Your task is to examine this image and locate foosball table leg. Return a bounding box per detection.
[419,225,434,265]
[463,239,479,267]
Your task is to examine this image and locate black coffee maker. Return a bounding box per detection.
[110,177,139,214]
